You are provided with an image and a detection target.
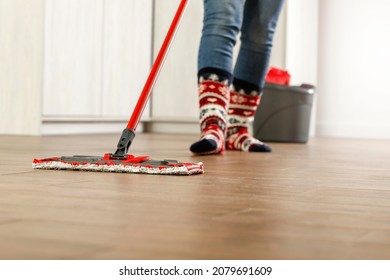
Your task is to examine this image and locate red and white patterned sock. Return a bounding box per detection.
[226,90,271,152]
[190,79,230,155]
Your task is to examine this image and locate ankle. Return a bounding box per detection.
[191,125,225,155]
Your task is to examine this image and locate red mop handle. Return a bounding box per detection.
[126,0,190,130]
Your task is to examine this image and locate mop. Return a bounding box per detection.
[33,0,203,175]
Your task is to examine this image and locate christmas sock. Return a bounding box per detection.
[226,84,272,152]
[190,73,230,155]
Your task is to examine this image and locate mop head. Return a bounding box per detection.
[32,153,204,175]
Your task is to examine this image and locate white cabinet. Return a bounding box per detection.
[102,0,153,117]
[0,0,44,135]
[42,0,153,133]
[43,0,103,117]
[150,0,202,134]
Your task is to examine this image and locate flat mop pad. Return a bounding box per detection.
[33,154,204,175]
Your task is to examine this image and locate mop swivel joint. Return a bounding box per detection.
[111,128,136,159]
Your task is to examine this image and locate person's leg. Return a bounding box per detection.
[227,0,284,152]
[234,0,284,89]
[191,0,244,155]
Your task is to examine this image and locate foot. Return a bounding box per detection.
[190,124,225,155]
[226,130,271,152]
[226,90,271,152]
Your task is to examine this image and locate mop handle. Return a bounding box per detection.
[126,0,190,130]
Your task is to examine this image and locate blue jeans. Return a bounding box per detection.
[198,0,285,89]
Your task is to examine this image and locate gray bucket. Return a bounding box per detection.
[253,83,315,143]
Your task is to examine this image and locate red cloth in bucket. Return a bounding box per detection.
[265,67,291,86]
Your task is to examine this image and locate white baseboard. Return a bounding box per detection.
[41,117,145,135]
[144,117,199,134]
[316,122,390,139]
[41,117,198,135]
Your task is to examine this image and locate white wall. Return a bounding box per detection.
[317,0,390,139]
[284,0,318,136]
[285,0,318,86]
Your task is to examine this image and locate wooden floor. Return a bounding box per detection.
[0,133,390,260]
